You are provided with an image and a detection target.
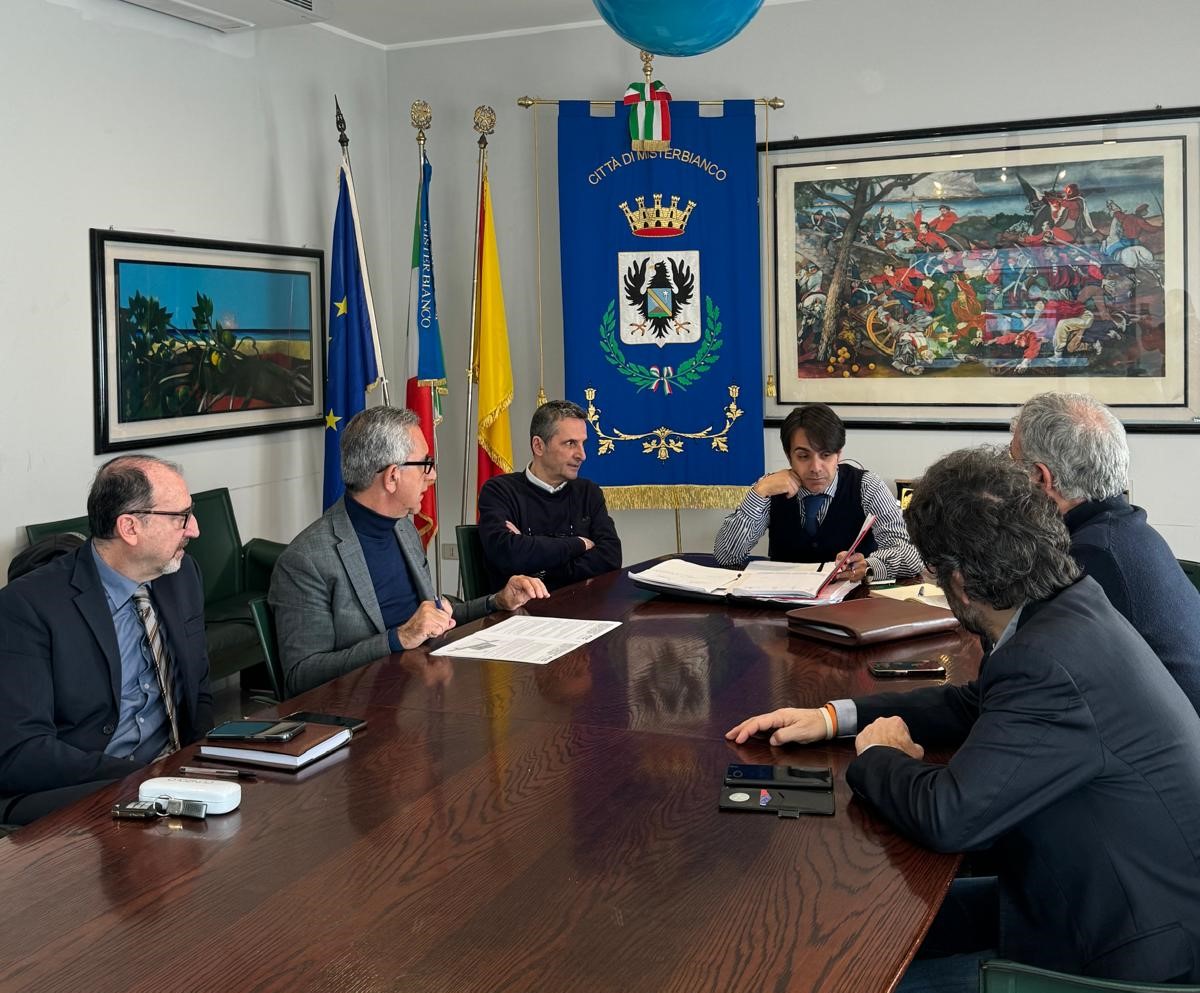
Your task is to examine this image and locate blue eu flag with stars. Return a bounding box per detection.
[324,164,383,509]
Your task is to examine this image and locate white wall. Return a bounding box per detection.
[3,0,1198,575]
[0,0,390,566]
[386,0,1200,571]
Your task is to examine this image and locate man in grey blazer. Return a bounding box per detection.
[271,407,548,696]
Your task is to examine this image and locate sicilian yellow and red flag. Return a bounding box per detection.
[473,164,513,493]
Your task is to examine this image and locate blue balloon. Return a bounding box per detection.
[592,0,764,57]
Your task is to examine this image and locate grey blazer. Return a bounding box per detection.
[269,500,490,696]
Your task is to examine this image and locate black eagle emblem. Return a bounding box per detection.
[623,257,695,339]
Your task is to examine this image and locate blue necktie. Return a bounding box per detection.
[802,494,829,538]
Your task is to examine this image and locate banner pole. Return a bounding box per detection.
[460,106,495,528]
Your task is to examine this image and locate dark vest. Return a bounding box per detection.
[767,465,878,563]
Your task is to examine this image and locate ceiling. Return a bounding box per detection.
[319,0,609,49]
[317,0,810,50]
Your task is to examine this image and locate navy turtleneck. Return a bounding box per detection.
[343,494,420,639]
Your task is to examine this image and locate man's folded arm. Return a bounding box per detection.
[847,656,1100,853]
[476,483,582,575]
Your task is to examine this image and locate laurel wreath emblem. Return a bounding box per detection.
[597,296,723,393]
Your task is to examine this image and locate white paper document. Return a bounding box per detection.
[431,615,622,665]
[629,558,857,604]
[871,583,950,610]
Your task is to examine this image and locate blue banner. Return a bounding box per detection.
[559,100,763,509]
[323,164,382,509]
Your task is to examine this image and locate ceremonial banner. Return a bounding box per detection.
[406,153,447,547]
[324,163,384,509]
[558,100,763,509]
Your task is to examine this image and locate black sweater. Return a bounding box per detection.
[477,472,622,591]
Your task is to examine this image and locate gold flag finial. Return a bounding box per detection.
[411,99,432,147]
[640,49,654,88]
[474,105,497,136]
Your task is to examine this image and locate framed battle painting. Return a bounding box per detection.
[91,230,325,452]
[762,108,1200,429]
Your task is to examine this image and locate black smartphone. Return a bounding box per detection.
[285,711,367,734]
[206,719,307,742]
[869,659,947,678]
[724,764,833,791]
[719,786,835,817]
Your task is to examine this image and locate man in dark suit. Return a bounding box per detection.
[270,406,548,697]
[728,448,1200,989]
[0,456,212,826]
[1011,390,1200,712]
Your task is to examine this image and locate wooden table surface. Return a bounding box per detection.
[0,566,981,993]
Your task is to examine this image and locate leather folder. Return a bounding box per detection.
[786,595,960,646]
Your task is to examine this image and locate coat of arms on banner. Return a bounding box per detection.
[619,250,700,347]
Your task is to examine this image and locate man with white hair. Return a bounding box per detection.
[1011,391,1200,711]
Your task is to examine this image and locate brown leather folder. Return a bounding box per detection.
[786,595,960,646]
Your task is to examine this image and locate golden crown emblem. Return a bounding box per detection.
[618,194,695,238]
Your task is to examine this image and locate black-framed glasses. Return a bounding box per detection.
[130,505,195,529]
[377,458,436,476]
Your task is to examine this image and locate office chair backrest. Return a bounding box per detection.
[25,515,91,545]
[188,488,245,604]
[247,596,284,700]
[980,958,1200,993]
[456,524,500,600]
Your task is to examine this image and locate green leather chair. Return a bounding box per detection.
[980,960,1200,993]
[23,487,286,684]
[1178,559,1200,596]
[247,596,285,701]
[456,524,501,600]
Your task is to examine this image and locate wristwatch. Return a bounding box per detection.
[484,594,498,613]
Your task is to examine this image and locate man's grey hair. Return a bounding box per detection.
[530,400,587,445]
[1011,392,1129,502]
[340,406,421,492]
[905,446,1080,610]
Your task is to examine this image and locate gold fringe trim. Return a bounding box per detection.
[600,484,749,511]
[632,139,671,152]
[477,390,512,435]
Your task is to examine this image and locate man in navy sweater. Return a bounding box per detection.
[478,400,622,591]
[1011,391,1200,712]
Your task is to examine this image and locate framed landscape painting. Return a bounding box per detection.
[91,229,325,452]
[762,108,1200,429]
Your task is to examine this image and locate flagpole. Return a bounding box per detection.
[460,105,495,527]
[334,96,391,406]
[409,100,444,593]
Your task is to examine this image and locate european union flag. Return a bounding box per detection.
[324,163,383,509]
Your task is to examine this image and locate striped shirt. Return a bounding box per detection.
[712,468,923,581]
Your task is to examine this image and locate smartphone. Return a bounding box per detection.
[285,711,367,734]
[719,786,835,818]
[724,764,833,791]
[869,659,947,678]
[206,719,306,742]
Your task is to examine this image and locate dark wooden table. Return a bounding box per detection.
[0,566,980,993]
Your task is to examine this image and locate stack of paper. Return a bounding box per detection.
[871,583,949,610]
[629,559,859,605]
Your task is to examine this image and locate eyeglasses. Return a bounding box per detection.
[131,505,195,529]
[377,458,436,476]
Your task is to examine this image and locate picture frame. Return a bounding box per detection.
[91,229,325,453]
[761,107,1200,431]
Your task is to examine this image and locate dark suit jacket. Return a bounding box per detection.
[270,500,492,697]
[0,543,212,798]
[846,577,1200,983]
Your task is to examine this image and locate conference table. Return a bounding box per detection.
[0,563,981,993]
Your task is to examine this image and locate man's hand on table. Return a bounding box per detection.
[855,716,924,759]
[725,708,827,746]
